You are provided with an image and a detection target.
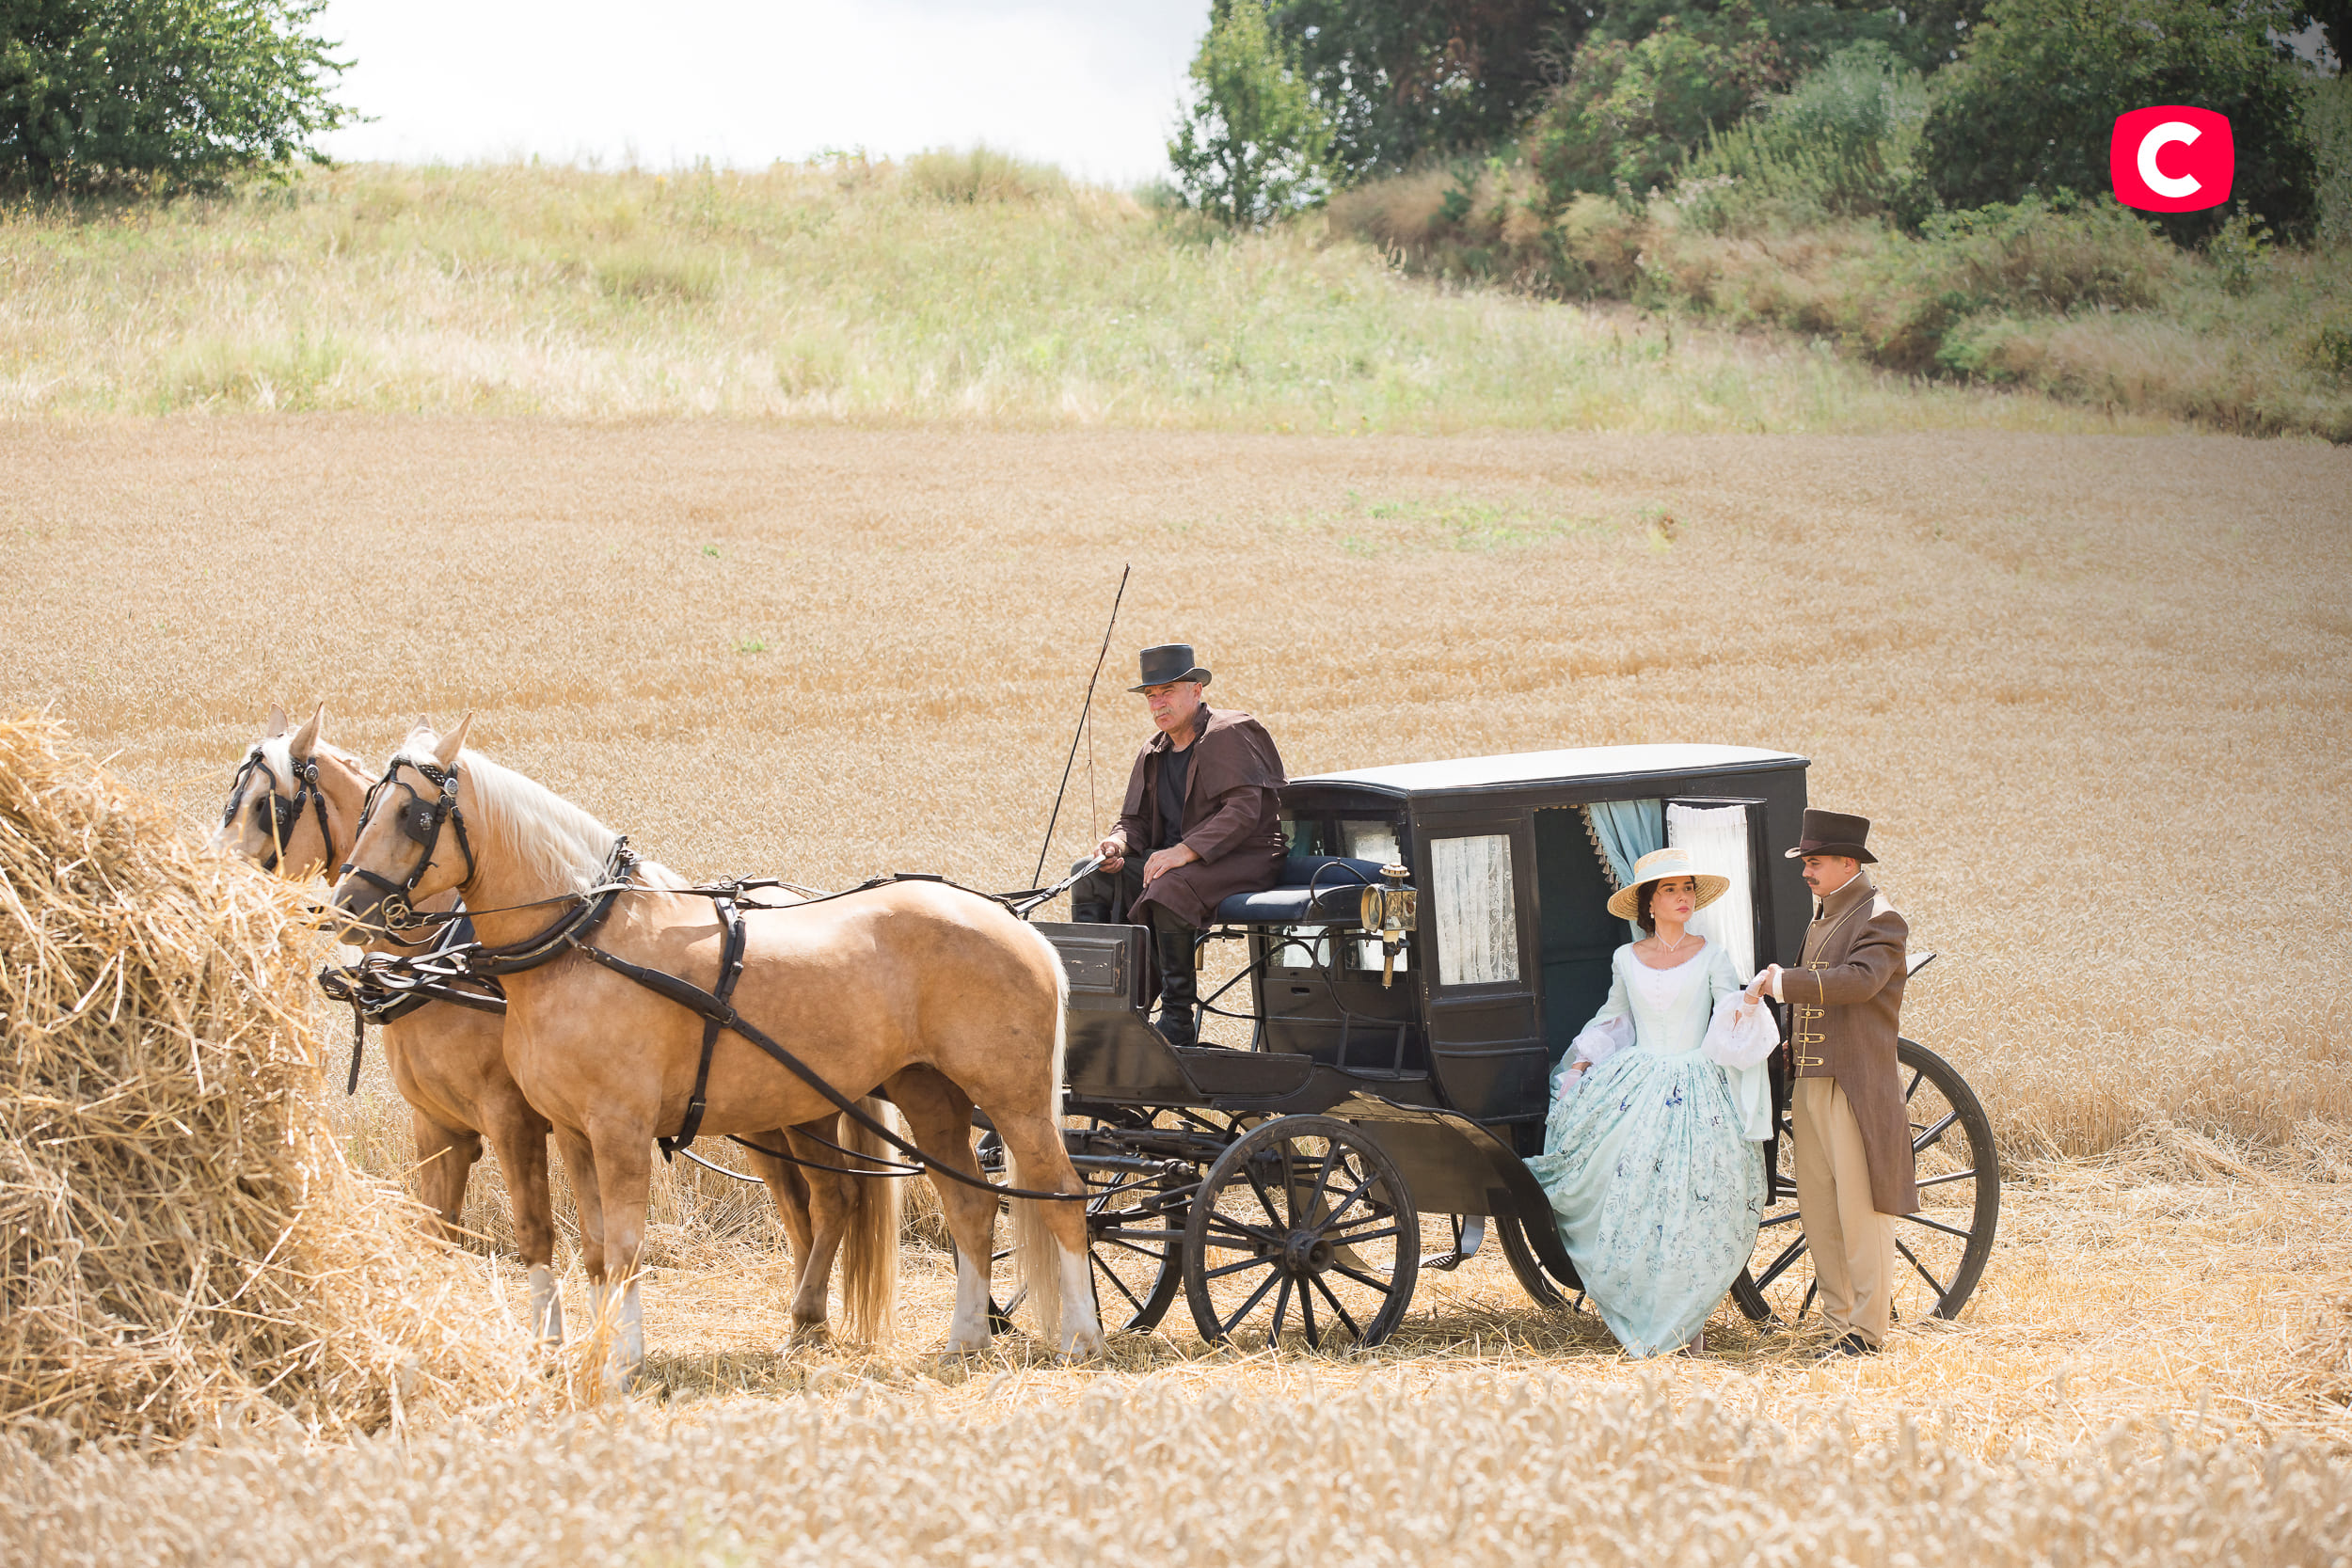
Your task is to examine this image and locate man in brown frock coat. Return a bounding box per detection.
[1072,643,1288,1047]
[1758,809,1918,1356]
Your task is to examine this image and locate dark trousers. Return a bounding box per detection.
[1070,858,1199,1047]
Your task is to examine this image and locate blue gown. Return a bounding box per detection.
[1524,942,1775,1356]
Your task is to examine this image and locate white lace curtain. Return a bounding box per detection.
[1666,802,1757,980]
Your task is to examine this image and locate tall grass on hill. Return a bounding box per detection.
[0,157,2153,434]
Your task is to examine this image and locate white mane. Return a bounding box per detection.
[396,744,620,896]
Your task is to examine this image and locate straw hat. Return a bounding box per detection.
[1606,846,1731,922]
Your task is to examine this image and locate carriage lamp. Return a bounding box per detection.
[1358,863,1418,990]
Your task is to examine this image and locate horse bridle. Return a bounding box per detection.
[341,755,478,934]
[223,749,335,875]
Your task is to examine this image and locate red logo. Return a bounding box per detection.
[2110,106,2233,212]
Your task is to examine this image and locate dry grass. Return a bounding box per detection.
[1,421,2348,1558]
[0,715,532,1448]
[7,1373,2350,1567]
[0,160,2172,436]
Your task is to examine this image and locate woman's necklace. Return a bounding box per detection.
[1656,928,1690,955]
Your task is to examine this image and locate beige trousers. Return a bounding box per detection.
[1792,1077,1895,1348]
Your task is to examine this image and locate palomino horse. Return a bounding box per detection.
[329,719,1104,1380]
[217,707,899,1350]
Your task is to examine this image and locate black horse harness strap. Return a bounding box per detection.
[562,938,1089,1203]
[320,913,507,1094]
[656,893,748,1161]
[226,750,337,876]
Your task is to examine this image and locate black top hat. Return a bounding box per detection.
[1784,808,1877,863]
[1128,643,1212,692]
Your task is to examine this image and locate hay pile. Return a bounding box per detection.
[0,716,529,1447]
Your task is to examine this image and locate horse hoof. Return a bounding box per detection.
[787,1322,833,1347]
[941,1337,991,1362]
[1059,1332,1108,1362]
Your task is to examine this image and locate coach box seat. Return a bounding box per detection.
[1213,855,1391,926]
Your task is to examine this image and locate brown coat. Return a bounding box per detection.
[1110,705,1288,927]
[1785,871,1918,1214]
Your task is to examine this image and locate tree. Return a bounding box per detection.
[1,0,355,193]
[1919,0,2320,242]
[1168,0,1332,226]
[1524,2,1788,201]
[1267,1,1593,182]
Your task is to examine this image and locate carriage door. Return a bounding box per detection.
[1414,815,1548,1129]
[1664,798,1770,979]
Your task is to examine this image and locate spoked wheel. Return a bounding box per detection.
[1182,1114,1420,1352]
[1068,1118,1193,1335]
[1734,1038,2000,1325]
[1497,1211,1582,1310]
[970,1117,1195,1337]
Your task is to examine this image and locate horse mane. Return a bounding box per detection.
[395,743,621,896]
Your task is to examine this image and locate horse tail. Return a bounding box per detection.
[1009,923,1072,1345]
[839,1096,901,1344]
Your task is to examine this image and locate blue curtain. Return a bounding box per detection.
[1583,800,1665,941]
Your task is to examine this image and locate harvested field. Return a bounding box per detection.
[2,420,2349,1561]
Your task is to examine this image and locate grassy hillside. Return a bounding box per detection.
[0,153,2190,434]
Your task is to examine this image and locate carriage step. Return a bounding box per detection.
[1421,1214,1486,1272]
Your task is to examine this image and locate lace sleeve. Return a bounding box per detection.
[1700,988,1778,1069]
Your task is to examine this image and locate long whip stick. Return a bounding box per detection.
[1033,564,1129,890]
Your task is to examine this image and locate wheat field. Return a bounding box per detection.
[3,418,2349,1561]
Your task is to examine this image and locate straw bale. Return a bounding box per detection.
[0,715,530,1448]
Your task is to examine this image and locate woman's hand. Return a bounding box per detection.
[1744,964,1781,1005]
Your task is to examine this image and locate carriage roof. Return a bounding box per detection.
[1292,743,1807,801]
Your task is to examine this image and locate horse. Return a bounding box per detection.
[327,717,1104,1382]
[215,707,897,1352]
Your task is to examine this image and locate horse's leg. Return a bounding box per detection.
[483,1090,563,1346]
[777,1121,859,1342]
[741,1132,816,1272]
[888,1068,1000,1356]
[554,1124,609,1337]
[985,1108,1105,1358]
[411,1108,482,1243]
[581,1117,654,1388]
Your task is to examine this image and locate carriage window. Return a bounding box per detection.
[1666,801,1757,980]
[1430,833,1519,986]
[1341,821,1408,974]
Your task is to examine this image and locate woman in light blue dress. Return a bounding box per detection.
[1525,846,1778,1356]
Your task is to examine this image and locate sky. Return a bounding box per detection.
[314,0,1214,188]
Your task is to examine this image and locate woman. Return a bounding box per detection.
[1525,846,1779,1356]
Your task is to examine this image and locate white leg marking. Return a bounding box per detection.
[1058,1242,1104,1357]
[527,1263,564,1346]
[618,1278,645,1372]
[946,1248,993,1354]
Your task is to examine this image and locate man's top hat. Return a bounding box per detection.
[1129,643,1212,692]
[1785,808,1876,863]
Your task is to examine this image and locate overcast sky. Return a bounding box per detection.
[315,1,1213,187]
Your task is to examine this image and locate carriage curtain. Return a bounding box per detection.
[1667,801,1758,981]
[1581,800,1664,941]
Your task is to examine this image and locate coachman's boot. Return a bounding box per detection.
[1150,909,1200,1049]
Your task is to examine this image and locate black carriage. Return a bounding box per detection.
[1029,743,1999,1350]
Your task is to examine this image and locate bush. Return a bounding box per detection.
[1524,2,1788,204]
[1919,0,2320,245]
[1679,40,1931,230]
[1168,0,1330,227]
[0,0,356,193]
[2308,74,2352,248]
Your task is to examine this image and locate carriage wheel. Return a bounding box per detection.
[1182,1115,1420,1352]
[1733,1038,2000,1326]
[1071,1127,1190,1336]
[1497,1211,1581,1310]
[970,1118,1191,1336]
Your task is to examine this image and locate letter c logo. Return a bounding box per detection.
[2136,121,2201,199]
[2111,107,2233,213]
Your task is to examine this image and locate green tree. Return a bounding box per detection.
[1267,1,1593,182]
[1920,0,2320,242]
[1168,0,1332,225]
[1,0,355,193]
[1524,2,1788,202]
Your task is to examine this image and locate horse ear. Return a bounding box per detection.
[432,712,473,768]
[265,704,288,736]
[289,704,323,758]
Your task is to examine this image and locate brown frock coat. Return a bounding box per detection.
[1109,705,1288,927]
[1784,871,1919,1215]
